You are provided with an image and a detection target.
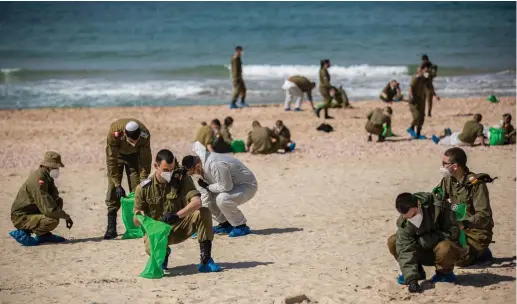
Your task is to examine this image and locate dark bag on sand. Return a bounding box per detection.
[317,123,334,133]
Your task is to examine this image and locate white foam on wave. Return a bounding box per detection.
[225,64,408,79]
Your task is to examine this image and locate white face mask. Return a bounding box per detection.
[440,166,452,178]
[407,212,423,228]
[423,72,429,78]
[49,169,60,179]
[160,172,172,183]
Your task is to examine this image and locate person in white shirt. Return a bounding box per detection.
[182,142,258,237]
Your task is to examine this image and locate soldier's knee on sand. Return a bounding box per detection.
[387,234,397,258]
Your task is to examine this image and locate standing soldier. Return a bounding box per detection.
[408,66,436,139]
[134,149,221,272]
[230,46,248,109]
[421,54,439,117]
[365,107,393,142]
[282,75,316,112]
[316,59,334,119]
[9,151,73,246]
[435,147,496,267]
[104,119,151,240]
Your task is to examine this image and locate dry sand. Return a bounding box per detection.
[0,97,515,304]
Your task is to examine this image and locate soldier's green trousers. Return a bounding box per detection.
[105,154,140,213]
[455,228,493,267]
[409,99,426,128]
[143,208,214,255]
[232,79,246,102]
[425,86,434,116]
[12,214,60,236]
[319,87,331,109]
[365,122,383,136]
[388,234,464,273]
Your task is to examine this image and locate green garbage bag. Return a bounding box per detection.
[382,125,396,137]
[135,215,172,279]
[231,140,246,153]
[121,192,144,240]
[452,203,468,248]
[489,127,505,146]
[487,95,499,103]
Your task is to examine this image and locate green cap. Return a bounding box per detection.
[40,151,65,169]
[487,95,499,103]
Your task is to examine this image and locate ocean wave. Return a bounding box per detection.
[230,64,409,79]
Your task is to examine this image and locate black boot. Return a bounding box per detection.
[199,240,212,265]
[367,134,372,142]
[416,127,422,139]
[377,135,385,142]
[103,211,118,240]
[324,108,334,119]
[315,107,322,118]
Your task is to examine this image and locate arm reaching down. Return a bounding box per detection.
[207,162,234,193]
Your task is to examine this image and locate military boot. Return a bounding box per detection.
[323,108,334,119]
[377,135,386,143]
[103,211,118,240]
[198,240,222,273]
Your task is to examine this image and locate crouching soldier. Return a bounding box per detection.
[133,149,221,272]
[10,151,73,246]
[387,192,467,293]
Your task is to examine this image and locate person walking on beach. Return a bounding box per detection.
[9,151,73,246]
[104,119,151,240]
[408,66,431,139]
[420,54,439,117]
[316,59,335,119]
[133,149,221,272]
[282,75,316,112]
[182,142,258,237]
[230,46,248,109]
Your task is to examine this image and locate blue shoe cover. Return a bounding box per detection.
[293,108,303,112]
[34,233,66,243]
[213,225,233,234]
[431,272,456,283]
[240,103,249,108]
[413,135,427,140]
[397,274,405,285]
[162,247,171,270]
[407,128,416,138]
[288,142,296,151]
[284,108,291,111]
[9,230,39,246]
[229,225,251,237]
[432,135,440,144]
[198,258,222,273]
[191,232,198,239]
[229,104,239,109]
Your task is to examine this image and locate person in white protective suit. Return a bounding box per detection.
[181,141,258,237]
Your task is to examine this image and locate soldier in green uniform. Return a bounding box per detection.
[9,151,73,246]
[329,86,352,109]
[246,121,281,154]
[457,114,486,146]
[104,119,151,240]
[316,59,335,119]
[194,122,215,152]
[273,120,295,152]
[435,147,496,267]
[501,113,515,144]
[221,116,234,144]
[380,80,403,103]
[408,66,434,139]
[421,55,439,117]
[365,107,392,142]
[133,149,221,272]
[211,119,232,153]
[387,192,466,293]
[283,75,316,111]
[230,46,248,109]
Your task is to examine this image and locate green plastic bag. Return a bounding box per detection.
[489,127,505,146]
[121,192,144,240]
[452,203,468,248]
[382,125,396,137]
[487,95,499,103]
[231,140,246,153]
[136,215,172,279]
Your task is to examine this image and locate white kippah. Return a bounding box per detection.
[125,121,139,132]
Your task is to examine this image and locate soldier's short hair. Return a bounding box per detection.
[444,147,467,168]
[211,119,221,127]
[504,113,512,121]
[385,107,393,115]
[396,193,417,214]
[275,120,283,128]
[252,120,261,128]
[235,46,243,51]
[224,116,234,126]
[422,54,429,61]
[156,149,175,164]
[474,113,483,122]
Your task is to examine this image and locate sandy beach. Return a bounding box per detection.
[0,97,515,304]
